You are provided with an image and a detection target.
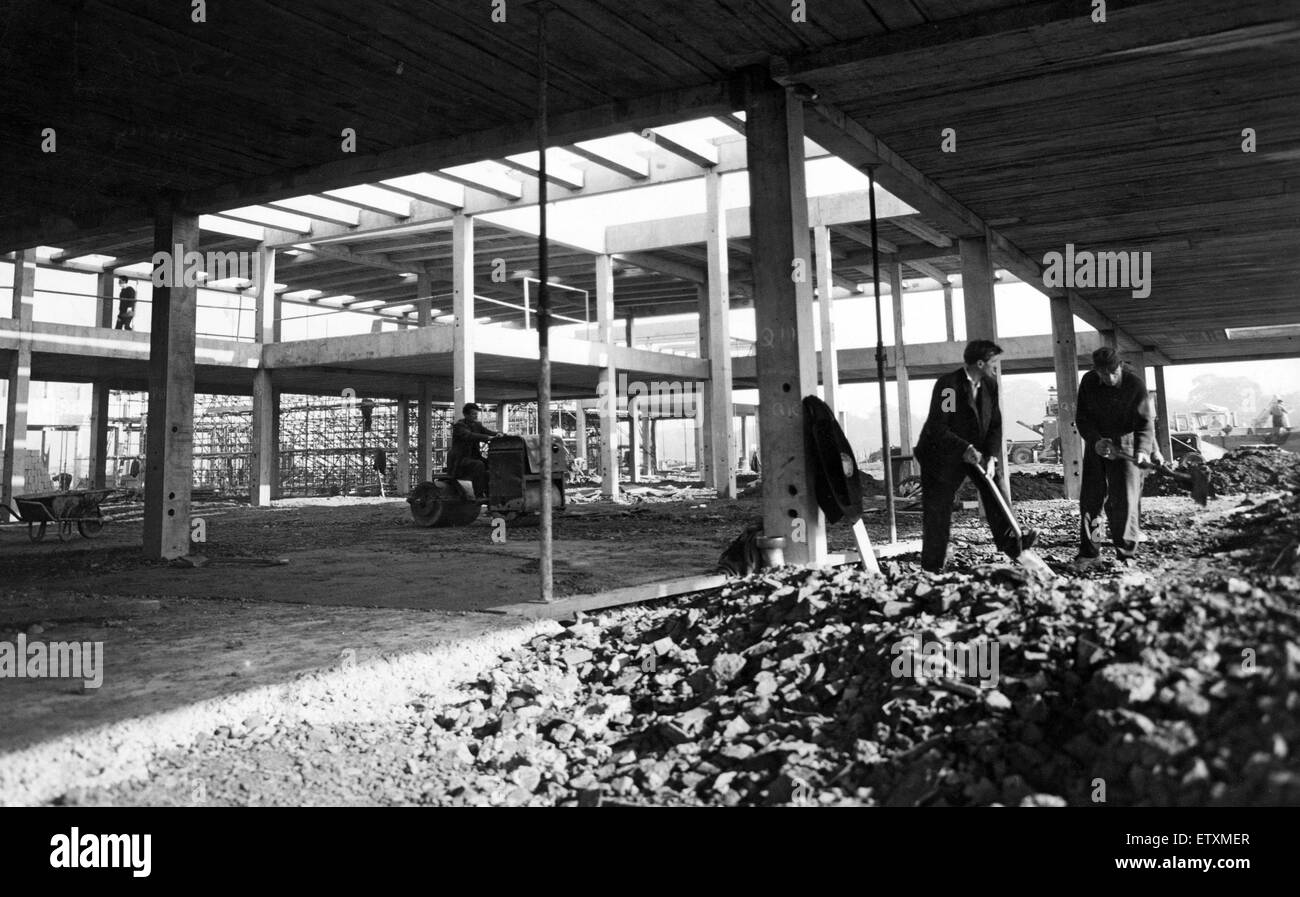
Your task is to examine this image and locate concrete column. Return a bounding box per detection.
[90,272,114,488]
[250,243,278,507]
[255,244,276,344]
[740,414,749,469]
[2,250,35,508]
[417,272,434,326]
[96,271,115,328]
[271,387,282,499]
[574,404,588,469]
[1153,362,1173,462]
[417,381,432,480]
[595,255,619,499]
[959,236,1010,498]
[496,403,509,433]
[889,261,915,477]
[943,282,956,343]
[89,384,110,489]
[624,316,634,349]
[628,396,640,484]
[143,208,200,560]
[251,370,275,507]
[1049,295,1083,500]
[648,417,657,475]
[703,171,737,498]
[396,397,411,494]
[814,225,840,417]
[744,76,825,565]
[452,214,474,409]
[694,290,708,481]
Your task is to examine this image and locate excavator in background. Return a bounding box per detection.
[1173,404,1299,455]
[1004,388,1293,467]
[1007,387,1062,465]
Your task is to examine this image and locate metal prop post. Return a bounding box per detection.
[866,166,897,543]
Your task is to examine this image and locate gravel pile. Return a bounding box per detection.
[1213,480,1300,576]
[417,552,1300,806]
[1146,447,1300,497]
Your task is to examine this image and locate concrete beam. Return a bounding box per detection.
[802,100,1156,358]
[605,188,912,254]
[616,252,707,284]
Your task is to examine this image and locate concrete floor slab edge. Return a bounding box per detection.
[0,618,563,806]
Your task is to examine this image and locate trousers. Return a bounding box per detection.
[920,460,1022,572]
[1079,444,1143,558]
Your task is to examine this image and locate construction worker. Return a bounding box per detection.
[115,277,137,330]
[448,403,499,498]
[1074,346,1155,566]
[1267,396,1291,443]
[915,339,1037,573]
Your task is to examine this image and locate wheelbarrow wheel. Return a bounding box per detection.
[28,521,46,543]
[78,512,105,539]
[895,475,923,500]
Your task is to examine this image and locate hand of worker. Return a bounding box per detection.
[962,444,981,466]
[985,456,997,478]
[1135,451,1150,466]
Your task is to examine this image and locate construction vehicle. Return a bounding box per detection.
[1172,404,1298,455]
[407,434,567,527]
[1007,387,1062,465]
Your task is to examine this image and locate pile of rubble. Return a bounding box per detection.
[1213,479,1300,576]
[957,470,1064,502]
[1146,447,1300,497]
[421,554,1300,806]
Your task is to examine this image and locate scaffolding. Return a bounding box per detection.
[99,393,609,496]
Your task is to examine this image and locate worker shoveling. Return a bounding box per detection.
[1096,437,1213,506]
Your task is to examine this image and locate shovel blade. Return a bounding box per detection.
[1189,467,1212,506]
[1017,549,1055,581]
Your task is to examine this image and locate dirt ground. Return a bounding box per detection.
[3,482,1278,806]
[0,490,893,758]
[28,491,1283,807]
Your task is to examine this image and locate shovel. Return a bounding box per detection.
[1095,439,1213,506]
[966,459,1054,580]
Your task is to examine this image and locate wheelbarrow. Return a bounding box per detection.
[3,489,116,542]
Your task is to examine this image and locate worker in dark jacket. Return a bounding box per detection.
[915,339,1036,572]
[447,403,499,498]
[1074,346,1155,565]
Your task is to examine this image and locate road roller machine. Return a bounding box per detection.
[407,434,567,527]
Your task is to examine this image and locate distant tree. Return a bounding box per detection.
[1186,374,1263,415]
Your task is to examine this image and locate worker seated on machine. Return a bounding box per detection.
[447,402,500,498]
